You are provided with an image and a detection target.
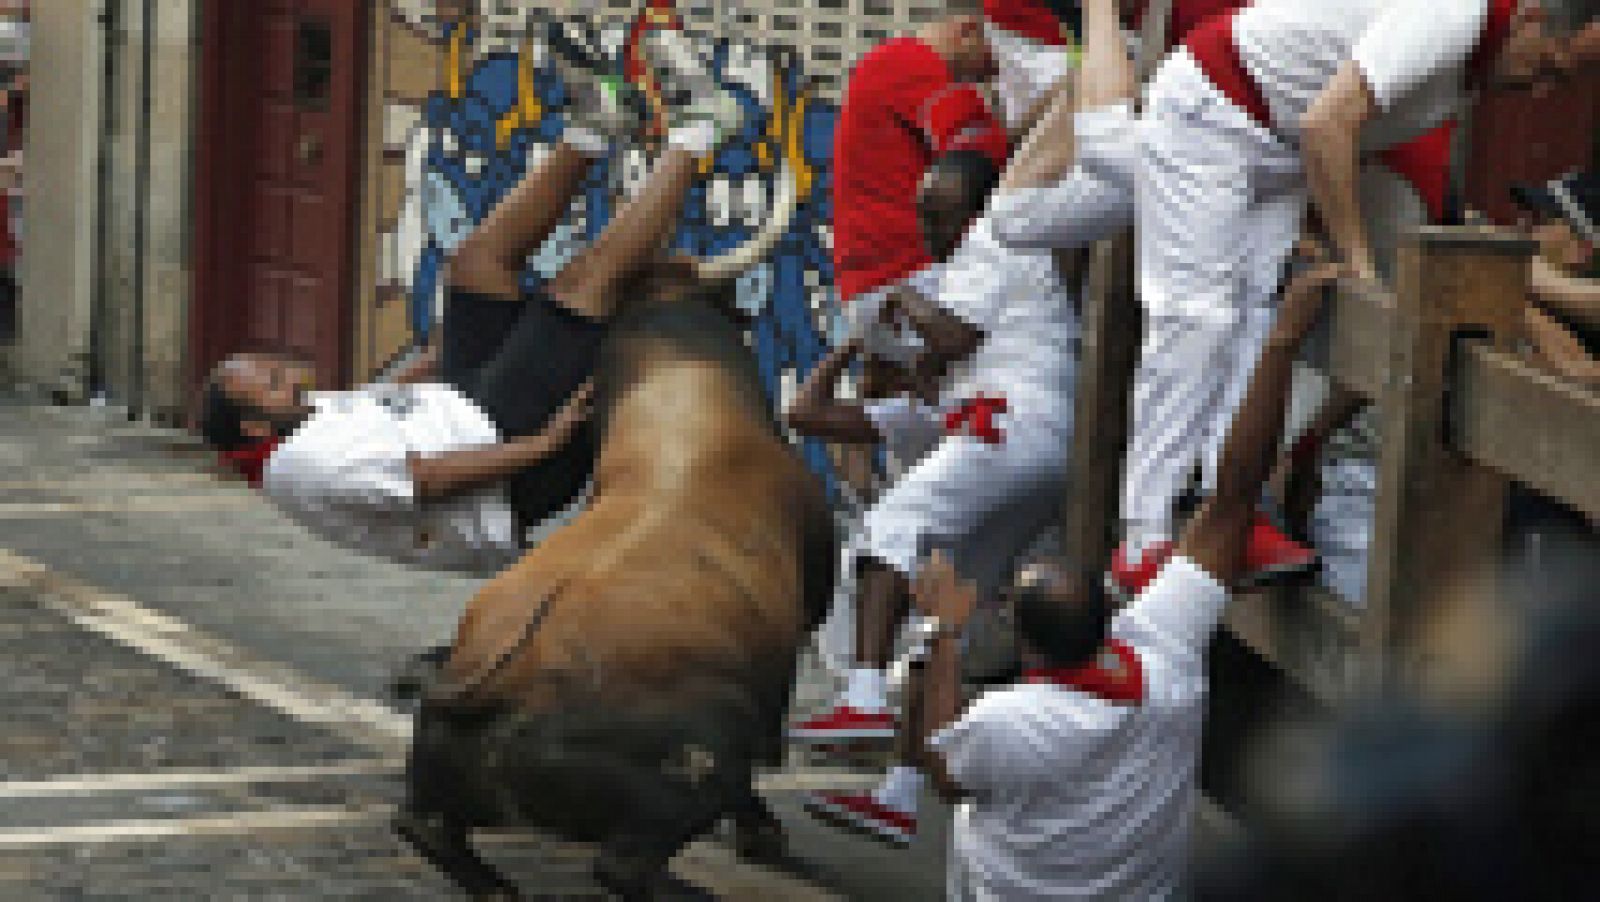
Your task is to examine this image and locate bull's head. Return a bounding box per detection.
[689,160,801,285]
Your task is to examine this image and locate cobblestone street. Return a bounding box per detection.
[0,391,950,900]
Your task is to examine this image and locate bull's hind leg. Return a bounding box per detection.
[592,770,733,901]
[398,701,520,899]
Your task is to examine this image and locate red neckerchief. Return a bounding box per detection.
[945,394,1009,444]
[1023,640,1145,704]
[219,438,282,488]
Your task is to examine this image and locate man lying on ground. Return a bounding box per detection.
[196,18,745,669]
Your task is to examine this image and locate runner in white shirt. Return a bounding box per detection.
[797,148,1080,846]
[908,255,1347,900]
[1111,0,1580,601]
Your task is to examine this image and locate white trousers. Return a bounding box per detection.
[1121,51,1305,547]
[816,419,1068,677]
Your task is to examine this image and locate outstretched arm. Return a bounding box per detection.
[1178,261,1347,583]
[785,339,884,443]
[1301,66,1379,281]
[407,383,593,500]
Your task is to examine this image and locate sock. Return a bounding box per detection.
[873,766,924,814]
[666,120,718,155]
[561,125,609,157]
[843,667,888,713]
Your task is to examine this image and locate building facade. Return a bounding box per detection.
[7,0,1594,447]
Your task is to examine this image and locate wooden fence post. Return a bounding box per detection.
[1362,227,1535,694]
[1063,239,1141,574]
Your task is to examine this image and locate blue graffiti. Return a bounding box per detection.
[410,26,844,499]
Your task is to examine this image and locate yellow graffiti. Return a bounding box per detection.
[446,26,465,99]
[496,39,545,150]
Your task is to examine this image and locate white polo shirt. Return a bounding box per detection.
[935,216,1079,422]
[932,556,1229,901]
[261,384,520,577]
[1231,0,1494,151]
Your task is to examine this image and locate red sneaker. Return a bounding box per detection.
[1240,514,1318,588]
[1105,540,1175,604]
[802,791,916,847]
[789,705,897,744]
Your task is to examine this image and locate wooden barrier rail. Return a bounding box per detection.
[1068,225,1598,706]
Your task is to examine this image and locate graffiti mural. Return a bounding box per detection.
[376,0,842,497]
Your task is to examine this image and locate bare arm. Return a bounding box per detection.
[887,286,985,363]
[1530,255,1600,333]
[407,383,592,500]
[1525,305,1600,388]
[1178,262,1345,583]
[1301,65,1380,281]
[785,339,884,443]
[911,553,981,803]
[386,343,440,387]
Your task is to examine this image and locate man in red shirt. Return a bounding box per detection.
[830,0,1006,311]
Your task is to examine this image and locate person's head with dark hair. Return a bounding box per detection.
[1002,558,1113,669]
[198,352,318,454]
[918,148,1001,262]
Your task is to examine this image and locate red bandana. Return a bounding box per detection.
[219,438,282,488]
[1023,639,1145,704]
[945,394,1009,444]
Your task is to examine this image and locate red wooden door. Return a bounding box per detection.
[192,0,366,400]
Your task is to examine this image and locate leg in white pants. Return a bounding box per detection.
[1121,50,1303,551]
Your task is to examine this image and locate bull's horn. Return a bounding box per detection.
[693,162,800,284]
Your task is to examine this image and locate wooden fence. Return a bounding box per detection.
[1068,226,1599,706]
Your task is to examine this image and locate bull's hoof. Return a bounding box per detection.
[393,809,521,900]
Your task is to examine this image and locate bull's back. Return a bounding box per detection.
[446,449,812,709]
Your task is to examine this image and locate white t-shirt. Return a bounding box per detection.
[931,556,1229,901]
[262,384,520,577]
[1231,0,1493,150]
[933,216,1080,421]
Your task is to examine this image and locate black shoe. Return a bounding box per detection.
[540,13,641,138]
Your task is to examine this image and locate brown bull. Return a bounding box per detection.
[399,281,836,900]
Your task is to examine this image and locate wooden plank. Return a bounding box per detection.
[1063,239,1141,573]
[1224,585,1365,705]
[1326,279,1396,400]
[1362,227,1529,695]
[1452,343,1600,520]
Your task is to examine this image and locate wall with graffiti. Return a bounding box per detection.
[364,1,845,497]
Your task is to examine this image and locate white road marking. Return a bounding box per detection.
[0,806,396,848]
[0,548,413,754]
[0,761,404,800]
[0,473,222,491]
[0,548,885,796]
[0,496,253,516]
